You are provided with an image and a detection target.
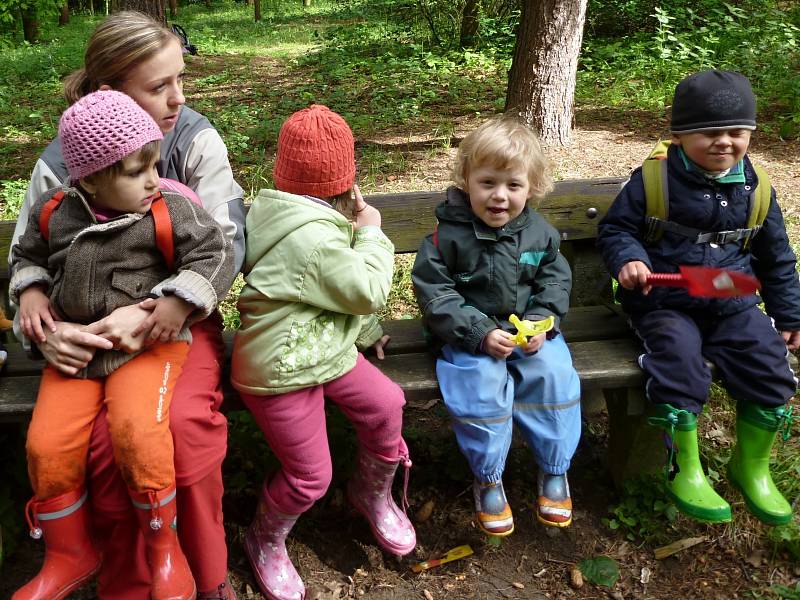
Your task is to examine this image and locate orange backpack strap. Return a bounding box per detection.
[150,193,175,272]
[38,191,66,241]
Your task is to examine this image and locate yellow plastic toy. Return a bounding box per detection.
[509,314,555,346]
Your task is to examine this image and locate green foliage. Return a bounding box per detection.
[603,475,680,542]
[579,2,800,136]
[0,179,26,219]
[578,555,620,588]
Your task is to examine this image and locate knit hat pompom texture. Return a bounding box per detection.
[59,90,163,182]
[273,104,355,198]
[670,70,756,134]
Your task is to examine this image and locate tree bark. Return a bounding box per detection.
[254,0,261,21]
[20,7,39,42]
[303,0,311,6]
[460,0,480,48]
[59,3,70,25]
[505,0,587,146]
[169,0,177,19]
[118,0,166,23]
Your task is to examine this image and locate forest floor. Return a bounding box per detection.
[2,50,800,600]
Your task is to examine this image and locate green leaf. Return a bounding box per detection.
[578,556,620,588]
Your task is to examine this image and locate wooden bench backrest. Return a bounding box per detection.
[0,177,624,314]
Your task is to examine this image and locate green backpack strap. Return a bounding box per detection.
[745,164,771,248]
[642,140,671,243]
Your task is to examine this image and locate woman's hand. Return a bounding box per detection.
[37,321,113,375]
[353,184,381,229]
[83,303,154,353]
[483,328,516,360]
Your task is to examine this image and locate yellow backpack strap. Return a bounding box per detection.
[642,140,671,243]
[744,164,771,248]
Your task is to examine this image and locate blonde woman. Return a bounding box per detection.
[11,12,243,600]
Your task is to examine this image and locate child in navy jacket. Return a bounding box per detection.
[597,70,799,525]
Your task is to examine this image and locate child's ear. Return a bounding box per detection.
[80,175,98,195]
[670,134,682,146]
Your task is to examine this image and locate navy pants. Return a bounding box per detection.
[631,306,796,414]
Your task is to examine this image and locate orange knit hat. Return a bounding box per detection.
[273,104,356,198]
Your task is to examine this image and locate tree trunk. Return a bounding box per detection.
[460,0,480,48]
[254,0,261,21]
[505,0,587,146]
[169,0,177,19]
[303,0,311,6]
[59,3,70,25]
[118,0,166,23]
[20,7,39,42]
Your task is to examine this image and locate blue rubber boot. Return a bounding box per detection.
[473,480,514,537]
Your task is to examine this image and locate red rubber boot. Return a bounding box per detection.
[12,488,101,600]
[130,486,196,600]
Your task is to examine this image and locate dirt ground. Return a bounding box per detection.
[2,53,800,600]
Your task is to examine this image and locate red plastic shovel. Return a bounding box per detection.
[646,266,761,298]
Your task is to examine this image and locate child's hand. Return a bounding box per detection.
[618,261,652,294]
[353,185,381,229]
[483,328,516,359]
[371,334,391,360]
[520,332,546,354]
[132,295,194,343]
[19,286,57,343]
[781,330,800,351]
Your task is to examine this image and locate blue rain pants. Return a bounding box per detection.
[436,335,581,484]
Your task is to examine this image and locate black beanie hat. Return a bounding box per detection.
[670,70,756,134]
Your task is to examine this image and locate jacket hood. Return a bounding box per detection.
[244,188,351,271]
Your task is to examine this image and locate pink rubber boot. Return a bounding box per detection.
[244,493,304,600]
[347,448,416,556]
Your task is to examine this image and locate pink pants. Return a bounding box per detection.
[241,354,407,515]
[86,315,229,598]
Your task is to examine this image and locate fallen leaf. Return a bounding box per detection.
[640,566,651,584]
[654,536,707,560]
[416,500,435,523]
[746,550,765,568]
[570,565,584,589]
[512,582,525,589]
[423,590,434,600]
[534,567,547,578]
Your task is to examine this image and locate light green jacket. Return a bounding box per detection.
[231,189,394,395]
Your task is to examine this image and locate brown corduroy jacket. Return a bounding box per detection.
[10,186,235,378]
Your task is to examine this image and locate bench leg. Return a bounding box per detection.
[603,388,664,489]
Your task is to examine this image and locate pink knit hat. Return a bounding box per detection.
[273,104,355,198]
[59,90,163,182]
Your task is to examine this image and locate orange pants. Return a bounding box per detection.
[26,341,189,500]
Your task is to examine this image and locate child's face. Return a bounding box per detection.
[465,164,531,228]
[84,150,161,214]
[671,128,751,172]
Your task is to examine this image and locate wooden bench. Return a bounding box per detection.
[0,179,677,484]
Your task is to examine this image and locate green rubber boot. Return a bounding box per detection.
[648,404,732,523]
[727,401,793,526]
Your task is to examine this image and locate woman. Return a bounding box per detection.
[11,11,244,600]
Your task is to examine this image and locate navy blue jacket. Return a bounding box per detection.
[412,187,572,353]
[597,145,800,330]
